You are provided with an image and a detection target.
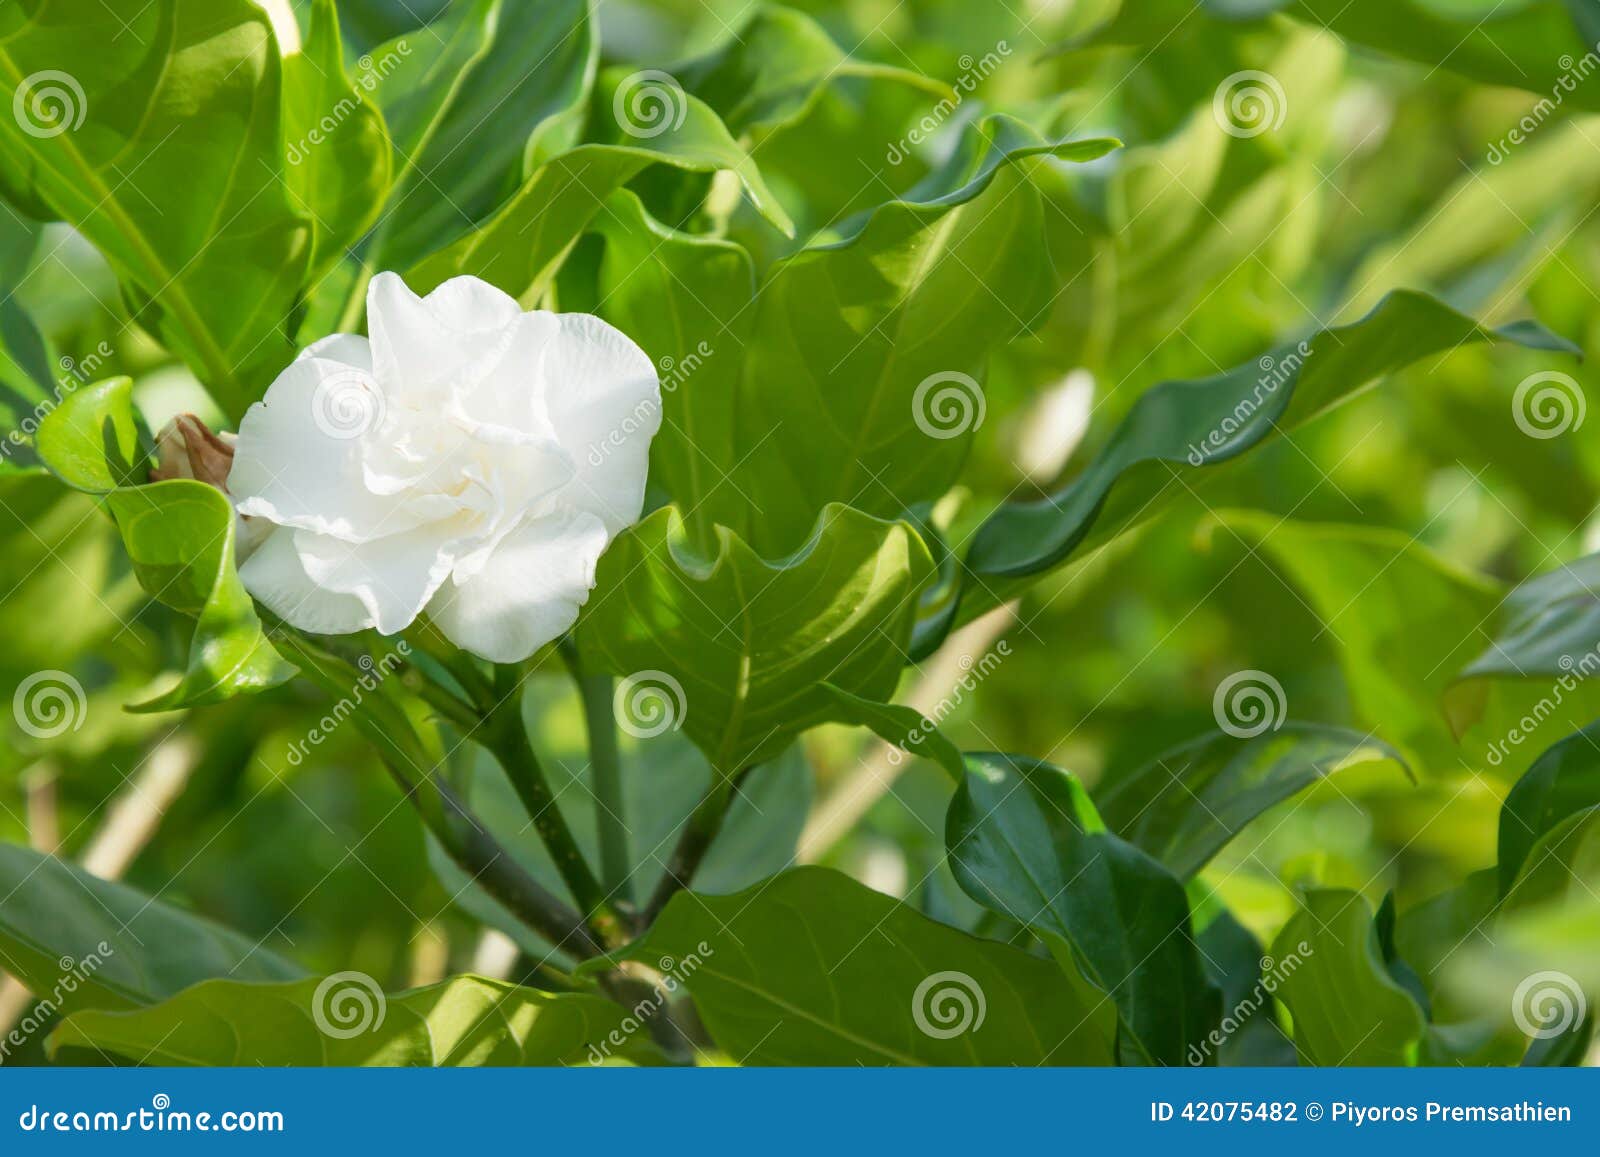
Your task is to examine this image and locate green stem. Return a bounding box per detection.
[485,665,629,947]
[560,641,630,900]
[642,767,751,926]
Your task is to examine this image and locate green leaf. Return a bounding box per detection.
[33,376,146,492]
[0,0,312,413]
[105,481,296,711]
[1457,551,1600,685]
[408,72,793,300]
[0,841,302,1016]
[589,189,753,545]
[281,0,392,274]
[1271,889,1426,1065]
[50,975,651,1066]
[576,504,933,773]
[1097,724,1411,879]
[731,115,1119,554]
[365,0,596,273]
[604,865,1118,1065]
[673,6,951,137]
[946,752,1220,1066]
[817,682,965,779]
[955,293,1577,626]
[1499,721,1600,895]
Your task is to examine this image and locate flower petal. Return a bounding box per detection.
[238,528,374,635]
[429,510,608,662]
[298,332,372,372]
[367,272,521,398]
[231,355,458,542]
[538,313,661,534]
[294,523,462,637]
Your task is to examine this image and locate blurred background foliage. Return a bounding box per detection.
[3,0,1599,1059]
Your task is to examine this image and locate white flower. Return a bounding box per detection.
[229,272,660,662]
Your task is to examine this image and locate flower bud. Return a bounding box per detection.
[150,413,235,491]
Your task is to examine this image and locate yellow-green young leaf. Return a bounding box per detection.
[0,841,302,1016]
[577,504,934,773]
[106,481,295,711]
[1271,889,1426,1066]
[281,0,392,275]
[0,0,312,415]
[604,866,1118,1065]
[50,975,656,1066]
[947,753,1220,1066]
[32,376,147,492]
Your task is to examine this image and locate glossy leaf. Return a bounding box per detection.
[281,0,392,273]
[956,293,1577,625]
[946,752,1220,1066]
[0,841,302,1016]
[732,116,1119,554]
[33,376,146,492]
[576,504,933,773]
[51,975,651,1066]
[1271,889,1426,1065]
[818,682,965,779]
[1499,720,1600,894]
[1097,724,1410,880]
[606,865,1119,1065]
[0,0,311,412]
[106,481,296,711]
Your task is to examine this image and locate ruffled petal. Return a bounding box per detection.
[367,272,521,398]
[294,523,462,637]
[231,356,458,542]
[237,528,374,635]
[538,313,660,534]
[297,332,372,372]
[429,510,608,662]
